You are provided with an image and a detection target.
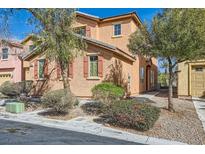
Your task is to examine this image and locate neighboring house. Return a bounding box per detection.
[178,60,205,97]
[0,40,24,85]
[22,11,158,97]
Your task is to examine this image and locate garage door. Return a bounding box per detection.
[191,65,205,97]
[0,73,12,85]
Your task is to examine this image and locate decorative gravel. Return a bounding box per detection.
[39,107,86,120]
[122,91,205,144]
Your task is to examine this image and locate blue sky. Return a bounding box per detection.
[1,8,161,41]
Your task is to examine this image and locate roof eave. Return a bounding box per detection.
[76,12,100,22]
[23,34,135,62]
[99,12,142,27]
[21,35,32,44]
[84,38,135,62]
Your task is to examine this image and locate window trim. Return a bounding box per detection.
[38,59,46,80]
[88,55,99,79]
[195,67,204,72]
[75,26,86,36]
[29,45,35,52]
[140,67,144,83]
[2,48,9,60]
[113,24,122,36]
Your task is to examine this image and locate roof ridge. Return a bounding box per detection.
[101,11,137,20]
[76,10,142,26]
[76,11,100,19]
[76,10,139,20]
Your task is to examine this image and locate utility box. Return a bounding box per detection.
[6,102,25,113]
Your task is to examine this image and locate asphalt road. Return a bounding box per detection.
[0,119,141,145]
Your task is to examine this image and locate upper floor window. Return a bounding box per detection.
[29,45,35,52]
[89,55,98,77]
[38,59,45,79]
[114,24,121,36]
[2,48,8,60]
[75,27,86,36]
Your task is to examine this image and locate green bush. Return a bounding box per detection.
[81,102,105,115]
[41,89,77,113]
[158,73,168,87]
[0,81,20,97]
[104,100,160,131]
[92,82,125,105]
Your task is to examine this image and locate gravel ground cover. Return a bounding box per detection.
[112,91,205,144]
[38,107,86,120]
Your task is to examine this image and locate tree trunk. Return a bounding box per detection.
[168,59,175,112]
[168,76,174,112]
[60,62,71,94]
[61,69,71,92]
[59,62,75,109]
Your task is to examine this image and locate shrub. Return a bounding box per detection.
[104,100,160,131]
[16,80,33,95]
[41,89,76,113]
[0,81,20,97]
[81,101,105,115]
[0,80,33,98]
[92,82,125,105]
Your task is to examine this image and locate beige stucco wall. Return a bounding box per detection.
[138,55,158,93]
[98,18,135,53]
[22,39,34,51]
[178,61,189,96]
[24,43,143,97]
[74,16,99,39]
[24,44,157,97]
[74,16,139,54]
[113,54,139,95]
[130,20,138,33]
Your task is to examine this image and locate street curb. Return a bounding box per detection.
[0,115,186,145]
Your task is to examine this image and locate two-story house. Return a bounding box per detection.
[21,11,158,97]
[0,40,25,85]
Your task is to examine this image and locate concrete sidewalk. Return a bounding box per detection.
[138,91,160,99]
[0,108,186,145]
[193,97,205,133]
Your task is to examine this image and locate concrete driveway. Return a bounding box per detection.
[0,119,140,145]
